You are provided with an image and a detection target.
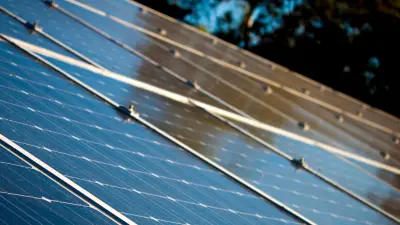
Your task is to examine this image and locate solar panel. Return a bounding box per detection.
[130,92,400,224]
[226,120,400,217]
[9,38,397,224]
[138,0,400,133]
[0,2,224,109]
[0,137,116,225]
[40,0,400,170]
[62,0,400,135]
[0,38,306,224]
[1,0,400,224]
[0,13,80,62]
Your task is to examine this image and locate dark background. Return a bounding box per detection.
[138,0,400,118]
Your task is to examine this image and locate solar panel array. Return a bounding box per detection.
[1,0,399,225]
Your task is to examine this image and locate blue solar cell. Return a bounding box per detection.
[53,0,400,169]
[0,39,302,224]
[61,0,152,31]
[59,0,228,57]
[55,0,400,146]
[133,96,400,225]
[14,0,328,135]
[62,0,400,137]
[0,140,115,225]
[34,0,294,128]
[1,0,399,224]
[0,12,81,61]
[1,0,221,108]
[49,0,400,189]
[24,40,399,224]
[1,1,142,73]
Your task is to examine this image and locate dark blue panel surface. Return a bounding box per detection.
[0,12,80,61]
[0,139,115,225]
[28,0,400,196]
[59,0,212,51]
[2,0,398,223]
[134,93,400,224]
[66,0,400,134]
[222,120,400,219]
[40,0,400,169]
[29,44,399,224]
[0,0,220,108]
[53,0,400,183]
[0,40,301,224]
[39,0,297,129]
[57,0,400,199]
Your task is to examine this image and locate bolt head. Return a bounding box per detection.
[298,122,310,131]
[336,114,344,122]
[157,28,167,36]
[380,151,390,160]
[263,85,273,94]
[301,88,310,95]
[138,7,148,14]
[170,49,180,57]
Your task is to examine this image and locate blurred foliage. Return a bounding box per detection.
[139,0,400,117]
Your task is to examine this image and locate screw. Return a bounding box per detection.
[380,151,390,160]
[157,28,167,36]
[298,122,310,131]
[263,85,273,95]
[170,49,180,58]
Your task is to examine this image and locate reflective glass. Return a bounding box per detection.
[0,39,301,225]
[0,12,80,61]
[2,0,399,223]
[60,0,400,133]
[0,0,223,108]
[37,47,398,224]
[0,138,114,225]
[45,0,400,169]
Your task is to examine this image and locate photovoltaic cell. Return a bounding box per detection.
[0,0,226,110]
[147,35,400,167]
[0,139,115,225]
[0,13,81,62]
[66,0,238,58]
[117,0,400,134]
[3,0,400,214]
[66,0,400,134]
[268,88,400,163]
[222,120,400,218]
[37,0,304,129]
[45,0,400,172]
[1,0,400,224]
[30,42,399,224]
[132,93,400,224]
[0,39,303,224]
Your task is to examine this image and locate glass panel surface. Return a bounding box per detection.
[60,0,400,133]
[0,0,224,109]
[229,120,400,219]
[0,39,302,225]
[2,0,399,223]
[0,12,80,61]
[43,0,400,169]
[0,139,115,225]
[37,47,399,224]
